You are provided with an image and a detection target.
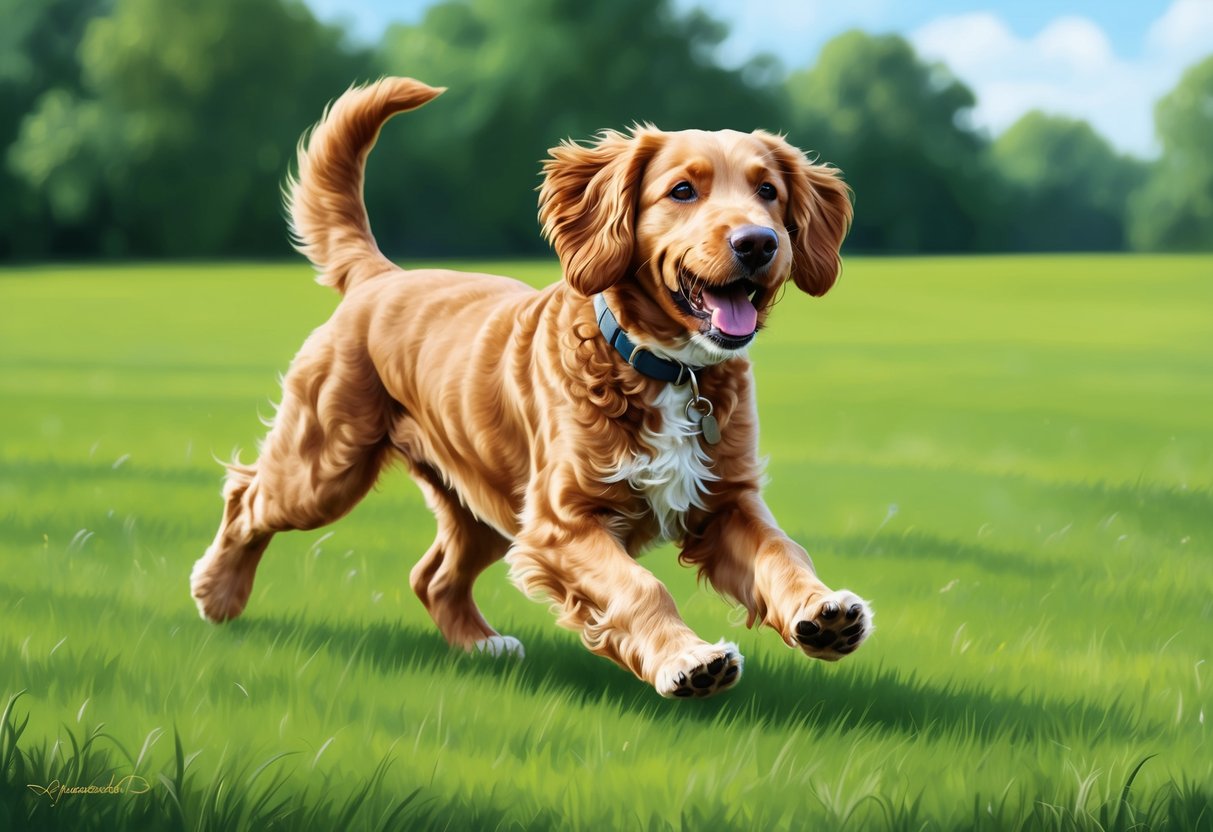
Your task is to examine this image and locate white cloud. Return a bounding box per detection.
[912,12,1018,74]
[1035,17,1114,74]
[911,2,1212,158]
[1147,0,1213,63]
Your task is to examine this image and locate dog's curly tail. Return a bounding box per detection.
[285,77,444,295]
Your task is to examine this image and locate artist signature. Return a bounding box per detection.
[27,774,151,806]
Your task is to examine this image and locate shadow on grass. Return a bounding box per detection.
[801,527,1056,575]
[236,612,1148,745]
[0,574,1151,749]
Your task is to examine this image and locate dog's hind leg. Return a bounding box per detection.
[191,324,393,623]
[405,462,518,656]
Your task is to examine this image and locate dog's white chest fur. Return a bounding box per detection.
[607,384,718,540]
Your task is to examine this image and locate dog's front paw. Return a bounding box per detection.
[654,640,743,699]
[791,590,872,660]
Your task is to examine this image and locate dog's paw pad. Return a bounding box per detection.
[473,635,525,659]
[792,591,873,660]
[657,641,743,699]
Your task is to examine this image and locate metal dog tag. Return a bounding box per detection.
[683,366,720,445]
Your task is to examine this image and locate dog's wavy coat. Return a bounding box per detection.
[190,77,871,698]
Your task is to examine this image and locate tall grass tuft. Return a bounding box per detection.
[1,693,433,831]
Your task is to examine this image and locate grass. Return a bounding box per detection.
[1,255,1211,830]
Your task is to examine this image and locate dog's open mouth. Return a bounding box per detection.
[673,270,764,348]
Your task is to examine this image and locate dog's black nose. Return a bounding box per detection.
[729,225,778,270]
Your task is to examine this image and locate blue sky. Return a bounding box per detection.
[303,0,1213,157]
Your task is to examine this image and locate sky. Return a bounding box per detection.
[302,0,1213,158]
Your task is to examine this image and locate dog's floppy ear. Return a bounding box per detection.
[539,128,663,296]
[754,131,853,297]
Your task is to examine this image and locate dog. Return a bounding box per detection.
[190,77,870,699]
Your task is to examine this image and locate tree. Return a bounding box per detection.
[0,0,110,257]
[368,0,784,257]
[784,31,992,252]
[993,112,1146,251]
[1129,55,1213,251]
[8,0,370,257]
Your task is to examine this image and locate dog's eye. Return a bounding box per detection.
[757,182,778,201]
[669,181,697,202]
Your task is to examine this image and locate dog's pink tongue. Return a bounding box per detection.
[701,284,757,336]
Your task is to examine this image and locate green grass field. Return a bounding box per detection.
[1,256,1211,830]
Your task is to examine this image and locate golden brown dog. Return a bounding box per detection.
[190,77,870,698]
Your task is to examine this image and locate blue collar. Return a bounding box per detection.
[593,294,700,385]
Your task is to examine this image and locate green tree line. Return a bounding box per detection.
[2,0,1210,260]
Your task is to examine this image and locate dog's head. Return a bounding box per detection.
[539,127,852,363]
